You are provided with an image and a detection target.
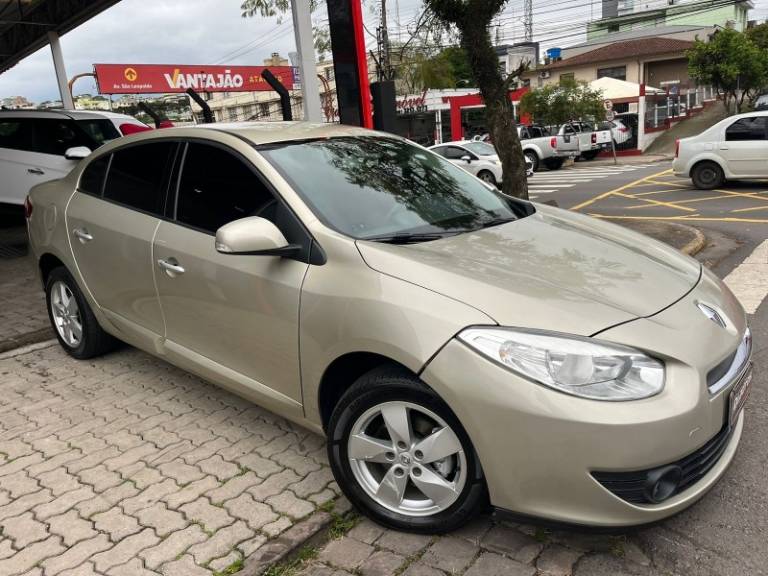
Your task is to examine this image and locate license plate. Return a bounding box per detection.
[729,364,753,428]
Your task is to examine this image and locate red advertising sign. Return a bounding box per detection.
[93,64,296,94]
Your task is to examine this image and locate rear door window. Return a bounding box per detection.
[76,119,120,146]
[79,155,111,197]
[725,117,768,141]
[0,119,35,152]
[103,142,176,215]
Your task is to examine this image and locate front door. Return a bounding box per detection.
[720,116,768,177]
[153,142,308,410]
[67,141,177,343]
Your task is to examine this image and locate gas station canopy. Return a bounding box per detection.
[0,0,120,74]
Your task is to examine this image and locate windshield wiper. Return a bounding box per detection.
[361,233,451,244]
[476,216,516,230]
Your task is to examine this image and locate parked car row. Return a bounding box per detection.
[0,109,152,210]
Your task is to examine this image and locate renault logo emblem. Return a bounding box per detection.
[697,302,727,328]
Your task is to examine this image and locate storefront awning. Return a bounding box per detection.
[589,77,662,100]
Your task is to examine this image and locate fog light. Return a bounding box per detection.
[643,465,682,503]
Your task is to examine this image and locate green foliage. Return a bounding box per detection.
[519,78,605,127]
[747,22,768,51]
[262,546,318,576]
[212,557,244,576]
[417,47,472,89]
[687,28,768,108]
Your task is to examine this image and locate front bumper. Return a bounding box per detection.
[420,269,749,527]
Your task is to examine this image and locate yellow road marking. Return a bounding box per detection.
[570,168,673,211]
[730,205,768,213]
[589,213,768,223]
[625,193,736,209]
[613,191,697,212]
[630,188,696,197]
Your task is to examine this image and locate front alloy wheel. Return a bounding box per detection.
[328,366,487,533]
[348,401,467,516]
[50,280,83,348]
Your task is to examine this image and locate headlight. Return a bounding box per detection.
[458,327,664,401]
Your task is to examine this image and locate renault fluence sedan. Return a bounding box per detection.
[27,123,750,532]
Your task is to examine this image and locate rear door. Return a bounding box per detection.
[66,141,177,344]
[720,117,768,177]
[0,118,38,206]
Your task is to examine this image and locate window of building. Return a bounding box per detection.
[103,142,175,215]
[259,102,270,118]
[597,66,627,81]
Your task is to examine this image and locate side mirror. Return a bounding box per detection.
[461,154,472,163]
[65,146,91,160]
[215,216,300,257]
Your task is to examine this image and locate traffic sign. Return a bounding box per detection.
[603,99,613,111]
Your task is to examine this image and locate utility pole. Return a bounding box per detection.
[524,0,533,42]
[378,0,392,81]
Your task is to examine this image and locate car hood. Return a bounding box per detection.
[356,205,701,336]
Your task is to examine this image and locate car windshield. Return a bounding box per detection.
[259,136,533,241]
[76,119,120,146]
[462,142,496,156]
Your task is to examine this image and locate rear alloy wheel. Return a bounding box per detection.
[524,151,540,173]
[477,170,497,186]
[328,366,487,533]
[45,267,117,359]
[691,161,724,190]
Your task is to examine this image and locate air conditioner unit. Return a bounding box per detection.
[539,71,551,79]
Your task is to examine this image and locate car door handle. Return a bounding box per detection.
[72,228,93,243]
[157,258,185,276]
[27,168,45,175]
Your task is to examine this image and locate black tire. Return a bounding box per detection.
[327,365,488,534]
[580,150,599,161]
[45,267,117,359]
[524,151,540,173]
[477,170,497,187]
[691,161,724,190]
[543,157,564,170]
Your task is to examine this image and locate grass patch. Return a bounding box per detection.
[328,512,358,540]
[263,545,318,576]
[533,527,550,543]
[610,535,626,558]
[212,557,244,576]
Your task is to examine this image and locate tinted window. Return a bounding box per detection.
[104,142,175,215]
[430,146,448,157]
[0,119,35,152]
[76,120,120,146]
[79,155,110,197]
[443,146,468,159]
[33,119,92,155]
[529,126,544,138]
[176,143,276,234]
[260,137,533,239]
[725,117,768,141]
[463,142,496,156]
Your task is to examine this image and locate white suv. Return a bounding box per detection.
[0,110,149,210]
[673,111,768,189]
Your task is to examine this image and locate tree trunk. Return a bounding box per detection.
[459,18,528,199]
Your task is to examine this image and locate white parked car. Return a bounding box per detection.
[429,141,504,186]
[598,119,633,146]
[673,111,768,189]
[0,110,149,209]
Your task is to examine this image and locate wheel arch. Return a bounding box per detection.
[318,352,417,431]
[38,252,67,287]
[688,155,728,178]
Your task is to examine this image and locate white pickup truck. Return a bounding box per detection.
[518,124,578,172]
[558,121,612,161]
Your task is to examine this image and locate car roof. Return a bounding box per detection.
[0,109,129,120]
[429,140,472,147]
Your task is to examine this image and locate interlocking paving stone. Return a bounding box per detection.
[420,536,479,573]
[0,344,333,576]
[464,552,536,576]
[318,537,375,571]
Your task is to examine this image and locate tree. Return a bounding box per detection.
[747,22,768,52]
[240,0,530,198]
[519,78,605,128]
[687,28,768,111]
[424,0,529,199]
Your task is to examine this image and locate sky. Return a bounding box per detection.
[1,0,767,103]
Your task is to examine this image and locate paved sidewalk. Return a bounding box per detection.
[0,225,50,352]
[0,343,338,576]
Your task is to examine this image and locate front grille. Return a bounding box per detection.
[592,422,733,505]
[707,329,751,394]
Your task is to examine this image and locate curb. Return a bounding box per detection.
[0,328,54,355]
[680,225,707,256]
